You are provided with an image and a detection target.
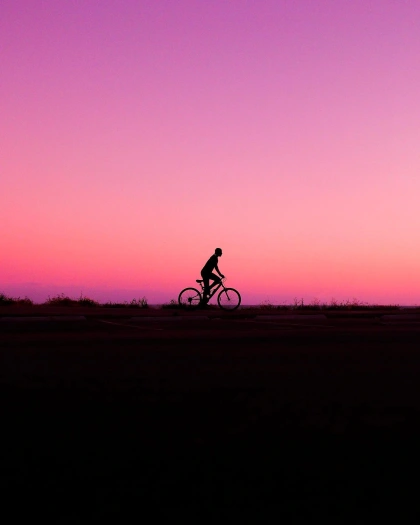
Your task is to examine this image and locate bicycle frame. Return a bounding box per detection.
[197,277,226,301]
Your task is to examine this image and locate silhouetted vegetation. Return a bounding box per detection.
[77,295,100,307]
[161,299,180,309]
[0,291,407,310]
[0,292,33,306]
[102,297,149,309]
[257,297,400,311]
[258,300,289,310]
[44,294,100,307]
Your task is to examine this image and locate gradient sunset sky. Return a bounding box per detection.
[2,0,420,305]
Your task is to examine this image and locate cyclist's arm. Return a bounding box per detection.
[215,265,225,278]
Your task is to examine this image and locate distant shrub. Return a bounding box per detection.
[0,293,33,306]
[324,298,371,310]
[44,293,99,307]
[288,297,400,311]
[77,294,99,307]
[102,301,127,308]
[45,294,78,306]
[161,299,180,309]
[0,293,14,305]
[292,297,321,310]
[15,297,34,306]
[132,297,149,308]
[259,300,276,310]
[289,297,361,310]
[309,298,322,309]
[102,297,149,308]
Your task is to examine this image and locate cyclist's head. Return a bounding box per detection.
[215,248,222,256]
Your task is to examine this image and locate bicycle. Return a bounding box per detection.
[178,278,241,311]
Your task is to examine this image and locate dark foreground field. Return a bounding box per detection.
[1,311,420,522]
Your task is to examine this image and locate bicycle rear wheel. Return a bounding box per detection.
[217,288,241,311]
[178,287,202,309]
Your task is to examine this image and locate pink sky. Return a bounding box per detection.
[1,0,420,305]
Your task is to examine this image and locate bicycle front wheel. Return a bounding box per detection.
[217,288,241,311]
[178,287,202,309]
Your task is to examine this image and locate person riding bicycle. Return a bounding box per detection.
[201,248,225,301]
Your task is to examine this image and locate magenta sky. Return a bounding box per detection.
[2,0,420,305]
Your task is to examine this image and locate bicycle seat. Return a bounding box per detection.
[196,279,204,283]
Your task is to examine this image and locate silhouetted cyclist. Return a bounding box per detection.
[201,248,225,301]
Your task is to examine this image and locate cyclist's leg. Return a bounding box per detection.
[201,272,211,298]
[209,272,221,291]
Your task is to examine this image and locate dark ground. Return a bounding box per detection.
[1,311,420,522]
